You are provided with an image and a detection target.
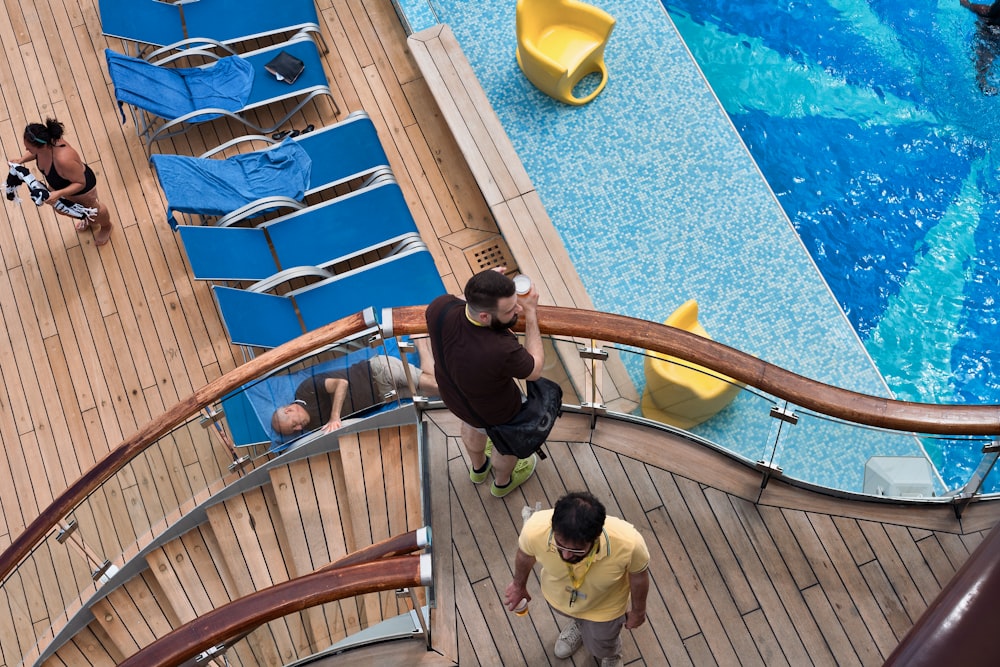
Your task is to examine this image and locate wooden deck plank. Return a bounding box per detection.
[6,0,1000,663]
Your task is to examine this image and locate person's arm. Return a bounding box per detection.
[46,149,88,202]
[321,377,349,432]
[960,0,993,16]
[504,548,537,610]
[519,288,545,380]
[9,152,36,164]
[624,568,649,629]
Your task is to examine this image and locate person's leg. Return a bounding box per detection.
[461,421,490,473]
[578,615,626,660]
[69,189,113,245]
[412,336,436,378]
[975,25,1000,95]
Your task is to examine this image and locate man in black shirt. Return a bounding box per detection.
[961,0,1000,94]
[271,339,437,435]
[426,268,545,498]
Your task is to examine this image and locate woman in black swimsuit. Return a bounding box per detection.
[10,118,113,245]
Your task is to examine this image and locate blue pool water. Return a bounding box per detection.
[662,0,1000,410]
[400,0,995,492]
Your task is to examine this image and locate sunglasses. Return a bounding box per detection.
[548,535,594,556]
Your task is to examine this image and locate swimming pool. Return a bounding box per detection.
[398,0,993,492]
[661,0,1000,488]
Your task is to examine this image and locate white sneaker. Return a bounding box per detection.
[554,619,583,658]
[601,655,623,667]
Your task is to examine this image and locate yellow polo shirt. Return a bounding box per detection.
[519,509,650,622]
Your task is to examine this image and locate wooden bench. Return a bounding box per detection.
[408,25,638,412]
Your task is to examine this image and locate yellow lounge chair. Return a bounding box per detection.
[515,0,616,105]
[642,300,744,429]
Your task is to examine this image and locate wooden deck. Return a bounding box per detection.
[3,0,1000,664]
[425,410,1000,666]
[0,0,503,548]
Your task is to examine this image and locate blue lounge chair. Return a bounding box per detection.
[177,179,423,281]
[151,111,389,228]
[99,0,327,54]
[231,335,411,452]
[212,246,445,349]
[106,32,338,150]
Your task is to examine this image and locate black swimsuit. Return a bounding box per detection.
[44,145,97,196]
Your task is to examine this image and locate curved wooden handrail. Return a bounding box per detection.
[3,304,1000,598]
[388,305,1000,435]
[0,311,374,586]
[118,555,426,667]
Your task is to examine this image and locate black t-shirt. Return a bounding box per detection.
[426,294,535,427]
[293,362,379,430]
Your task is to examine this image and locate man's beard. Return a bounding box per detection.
[490,313,518,331]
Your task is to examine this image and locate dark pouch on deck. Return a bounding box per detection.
[265,51,305,84]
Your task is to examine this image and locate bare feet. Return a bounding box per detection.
[74,218,91,232]
[94,223,112,246]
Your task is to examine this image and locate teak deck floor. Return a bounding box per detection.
[0,0,498,548]
[424,411,1000,667]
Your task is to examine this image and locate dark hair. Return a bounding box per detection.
[24,118,65,147]
[552,491,606,543]
[464,269,515,313]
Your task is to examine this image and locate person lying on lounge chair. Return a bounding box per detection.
[271,338,438,435]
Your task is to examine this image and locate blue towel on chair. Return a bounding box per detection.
[106,49,254,123]
[151,142,312,228]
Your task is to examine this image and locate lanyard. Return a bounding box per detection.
[560,537,600,607]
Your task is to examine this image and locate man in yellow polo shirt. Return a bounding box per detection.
[505,491,650,667]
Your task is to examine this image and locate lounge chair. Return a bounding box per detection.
[641,299,744,429]
[515,0,616,105]
[231,335,412,452]
[176,179,423,281]
[106,32,338,150]
[99,0,327,55]
[150,111,389,228]
[212,246,445,349]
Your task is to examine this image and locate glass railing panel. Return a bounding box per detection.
[920,434,1000,496]
[761,409,930,495]
[546,337,999,499]
[548,337,781,467]
[1,327,425,667]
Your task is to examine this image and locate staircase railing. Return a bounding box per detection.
[2,304,999,666]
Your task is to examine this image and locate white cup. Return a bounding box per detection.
[513,274,532,295]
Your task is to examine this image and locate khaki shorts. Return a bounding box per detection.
[369,355,422,400]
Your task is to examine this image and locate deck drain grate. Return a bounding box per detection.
[465,237,517,273]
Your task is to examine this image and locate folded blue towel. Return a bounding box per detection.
[106,49,254,123]
[151,142,313,228]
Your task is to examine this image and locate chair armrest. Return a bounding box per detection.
[249,266,335,293]
[199,134,277,159]
[146,37,236,63]
[216,197,306,227]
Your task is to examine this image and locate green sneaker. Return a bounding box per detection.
[469,439,494,484]
[491,453,538,498]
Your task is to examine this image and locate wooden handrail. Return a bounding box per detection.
[0,311,374,586]
[118,555,426,667]
[389,305,1000,435]
[3,304,999,599]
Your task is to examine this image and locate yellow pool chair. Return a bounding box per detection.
[641,300,744,429]
[515,0,616,105]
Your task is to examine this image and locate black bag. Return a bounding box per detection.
[431,299,562,459]
[485,377,563,459]
[264,50,305,84]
